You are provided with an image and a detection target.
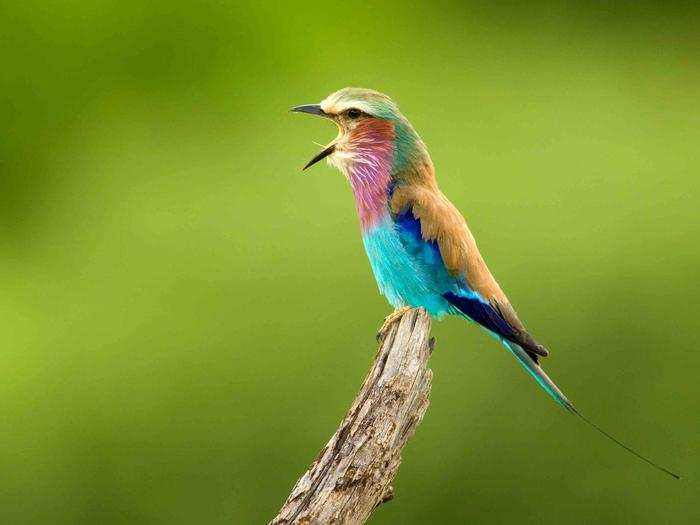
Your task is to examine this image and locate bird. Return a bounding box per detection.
[291,87,678,479]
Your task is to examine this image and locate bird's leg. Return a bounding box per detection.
[376,306,412,342]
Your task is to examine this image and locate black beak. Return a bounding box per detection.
[302,143,335,171]
[291,103,335,170]
[290,104,331,118]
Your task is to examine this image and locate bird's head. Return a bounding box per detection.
[292,88,433,180]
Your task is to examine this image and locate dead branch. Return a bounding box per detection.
[270,308,434,525]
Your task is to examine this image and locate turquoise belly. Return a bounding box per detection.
[361,218,455,318]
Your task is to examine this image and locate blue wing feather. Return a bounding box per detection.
[392,209,572,409]
[394,210,522,343]
[394,210,443,266]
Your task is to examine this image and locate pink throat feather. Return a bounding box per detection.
[342,120,395,229]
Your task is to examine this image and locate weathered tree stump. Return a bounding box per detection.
[270,308,434,525]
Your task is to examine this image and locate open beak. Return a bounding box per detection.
[300,143,335,170]
[291,104,336,170]
[291,104,330,117]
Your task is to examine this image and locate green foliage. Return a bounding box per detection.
[0,1,698,523]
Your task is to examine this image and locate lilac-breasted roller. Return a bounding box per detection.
[292,87,678,478]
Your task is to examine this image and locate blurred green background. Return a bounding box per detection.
[1,1,698,523]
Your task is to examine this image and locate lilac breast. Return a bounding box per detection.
[344,120,396,229]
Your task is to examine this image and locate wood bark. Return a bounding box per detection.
[270,308,434,525]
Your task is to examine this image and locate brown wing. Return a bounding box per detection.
[391,183,548,360]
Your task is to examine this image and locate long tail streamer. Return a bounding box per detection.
[502,340,680,480]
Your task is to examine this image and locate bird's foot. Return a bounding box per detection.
[376,306,412,342]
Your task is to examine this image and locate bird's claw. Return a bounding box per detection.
[376,306,412,342]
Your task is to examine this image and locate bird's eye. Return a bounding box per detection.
[347,108,362,119]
